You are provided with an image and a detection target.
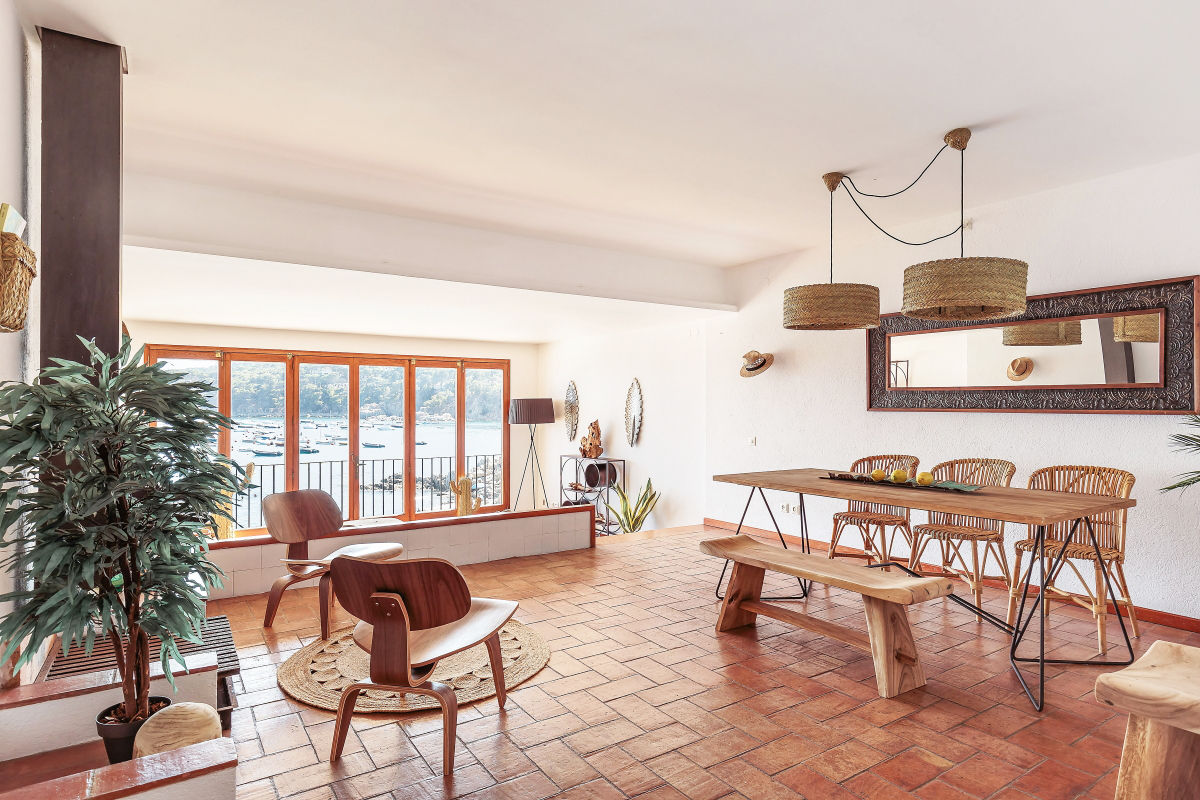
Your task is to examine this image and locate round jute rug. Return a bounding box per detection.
[276,621,549,712]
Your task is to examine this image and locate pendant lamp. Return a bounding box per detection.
[1112,313,1159,343]
[1002,320,1082,347]
[901,129,1028,321]
[782,173,880,330]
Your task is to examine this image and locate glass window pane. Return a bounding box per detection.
[156,358,218,410]
[464,368,504,507]
[414,366,457,513]
[298,363,351,516]
[229,360,287,531]
[358,365,405,518]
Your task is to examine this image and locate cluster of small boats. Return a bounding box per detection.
[234,417,426,458]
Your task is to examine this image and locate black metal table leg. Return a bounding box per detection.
[1009,517,1135,711]
[715,487,810,601]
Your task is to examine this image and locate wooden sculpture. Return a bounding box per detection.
[451,475,481,516]
[579,420,604,458]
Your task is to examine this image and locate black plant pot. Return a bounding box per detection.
[96,696,171,763]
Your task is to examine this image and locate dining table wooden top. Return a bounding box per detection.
[713,468,1135,526]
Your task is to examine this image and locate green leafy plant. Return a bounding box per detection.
[0,337,239,723]
[1163,414,1200,492]
[606,477,660,534]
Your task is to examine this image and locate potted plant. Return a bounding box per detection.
[606,477,661,534]
[1163,414,1200,492]
[0,337,239,762]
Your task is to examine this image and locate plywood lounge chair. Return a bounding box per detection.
[262,489,405,639]
[328,556,518,774]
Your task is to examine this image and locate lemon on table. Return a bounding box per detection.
[915,471,935,486]
[870,468,886,482]
[890,469,909,483]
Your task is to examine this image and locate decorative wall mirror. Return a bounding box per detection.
[867,277,1198,413]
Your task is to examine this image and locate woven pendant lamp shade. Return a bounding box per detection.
[1002,319,1082,347]
[1112,313,1159,343]
[902,257,1028,321]
[783,283,879,330]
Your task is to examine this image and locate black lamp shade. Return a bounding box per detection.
[509,398,554,425]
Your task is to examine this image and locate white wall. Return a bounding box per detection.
[536,320,707,529]
[124,320,545,510]
[706,152,1200,618]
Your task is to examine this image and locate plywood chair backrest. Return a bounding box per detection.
[848,454,921,518]
[263,489,344,545]
[927,458,1017,530]
[1027,465,1135,553]
[331,556,473,685]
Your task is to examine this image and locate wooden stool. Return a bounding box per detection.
[1094,640,1200,799]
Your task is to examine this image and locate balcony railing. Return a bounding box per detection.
[229,454,504,530]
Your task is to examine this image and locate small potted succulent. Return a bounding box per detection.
[0,337,239,762]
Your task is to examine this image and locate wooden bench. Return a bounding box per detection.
[701,535,954,698]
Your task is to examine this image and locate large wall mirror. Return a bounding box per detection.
[868,277,1197,413]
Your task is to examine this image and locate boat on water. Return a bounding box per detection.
[415,440,428,445]
[251,448,283,457]
[363,442,386,448]
[299,446,319,454]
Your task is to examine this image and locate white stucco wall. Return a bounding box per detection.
[706,152,1200,618]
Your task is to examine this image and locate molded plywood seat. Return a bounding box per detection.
[701,535,952,698]
[1094,641,1200,798]
[352,597,518,667]
[262,490,405,639]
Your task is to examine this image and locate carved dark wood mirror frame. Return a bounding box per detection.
[867,276,1199,414]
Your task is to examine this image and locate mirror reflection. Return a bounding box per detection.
[887,312,1163,390]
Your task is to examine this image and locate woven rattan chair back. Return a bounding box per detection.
[927,458,1017,530]
[849,454,920,518]
[1027,465,1135,554]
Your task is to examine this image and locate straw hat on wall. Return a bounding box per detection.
[740,350,774,378]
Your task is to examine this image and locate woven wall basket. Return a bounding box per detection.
[1112,313,1159,343]
[783,282,879,330]
[0,233,36,332]
[902,257,1028,321]
[1002,319,1083,347]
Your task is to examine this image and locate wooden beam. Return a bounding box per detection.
[739,599,871,652]
[40,29,122,367]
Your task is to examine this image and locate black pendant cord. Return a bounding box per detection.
[834,140,963,247]
[841,144,950,198]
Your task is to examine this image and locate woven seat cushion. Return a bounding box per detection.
[914,523,1001,542]
[834,510,908,527]
[1014,538,1122,562]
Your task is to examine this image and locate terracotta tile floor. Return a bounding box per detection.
[209,526,1199,800]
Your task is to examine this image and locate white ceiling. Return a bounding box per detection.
[121,247,722,344]
[19,1,1200,268]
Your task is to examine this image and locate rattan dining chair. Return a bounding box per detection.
[262,489,405,639]
[328,555,518,774]
[908,458,1017,619]
[1005,465,1138,654]
[828,454,920,564]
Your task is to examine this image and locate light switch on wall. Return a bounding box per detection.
[748,436,757,446]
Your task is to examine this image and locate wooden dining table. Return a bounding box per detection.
[712,468,1137,710]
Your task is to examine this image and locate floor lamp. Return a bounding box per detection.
[509,398,554,510]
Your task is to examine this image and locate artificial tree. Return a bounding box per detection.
[0,337,239,724]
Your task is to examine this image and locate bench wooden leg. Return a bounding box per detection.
[862,595,926,698]
[1114,714,1200,799]
[716,562,765,632]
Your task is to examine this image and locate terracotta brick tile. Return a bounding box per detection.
[793,691,863,722]
[329,757,434,799]
[608,693,676,730]
[588,673,655,702]
[1014,761,1100,800]
[690,683,758,711]
[621,722,703,761]
[913,779,976,799]
[658,698,731,736]
[505,713,589,749]
[708,759,807,800]
[457,769,558,800]
[940,752,1026,796]
[556,690,623,725]
[585,746,665,796]
[843,771,922,800]
[523,739,599,789]
[713,703,789,742]
[645,751,731,800]
[270,750,373,796]
[947,725,1041,770]
[550,778,625,800]
[538,670,609,697]
[774,763,860,799]
[466,733,537,782]
[677,728,762,768]
[236,745,319,784]
[562,718,645,755]
[871,747,952,791]
[803,738,887,782]
[743,734,825,774]
[962,703,1039,739]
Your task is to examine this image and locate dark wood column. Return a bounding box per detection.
[40,29,122,367]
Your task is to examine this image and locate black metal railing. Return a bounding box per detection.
[230,454,504,529]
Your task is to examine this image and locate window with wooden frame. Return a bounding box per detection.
[145,345,511,536]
